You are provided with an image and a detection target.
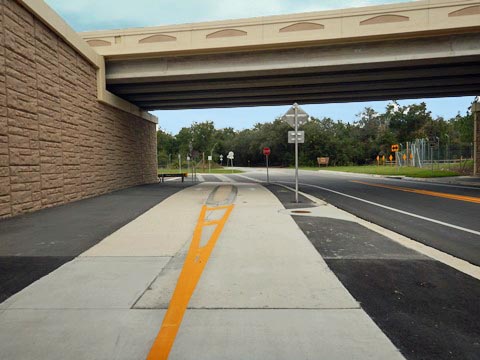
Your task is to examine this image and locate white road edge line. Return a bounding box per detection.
[277,181,480,236]
[237,173,480,280]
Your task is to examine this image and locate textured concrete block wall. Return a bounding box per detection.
[0,0,157,218]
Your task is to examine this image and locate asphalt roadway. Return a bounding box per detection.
[230,168,480,266]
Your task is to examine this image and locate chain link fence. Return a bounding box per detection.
[393,138,473,171]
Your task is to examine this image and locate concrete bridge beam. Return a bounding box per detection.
[104,33,480,110]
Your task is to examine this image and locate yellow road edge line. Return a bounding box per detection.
[351,180,480,204]
[146,203,234,360]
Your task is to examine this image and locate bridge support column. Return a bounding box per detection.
[474,102,480,176]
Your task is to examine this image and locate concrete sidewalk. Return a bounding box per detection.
[0,183,404,360]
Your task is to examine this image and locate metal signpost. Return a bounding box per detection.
[281,103,309,203]
[391,144,399,171]
[208,155,212,173]
[219,154,223,166]
[263,147,271,183]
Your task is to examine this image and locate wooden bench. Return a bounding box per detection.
[158,173,187,183]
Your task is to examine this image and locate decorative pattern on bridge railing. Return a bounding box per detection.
[79,0,480,57]
[139,34,177,43]
[279,22,325,32]
[360,15,410,26]
[448,5,480,16]
[206,29,248,39]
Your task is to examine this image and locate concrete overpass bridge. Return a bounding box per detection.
[80,0,480,110]
[0,0,479,218]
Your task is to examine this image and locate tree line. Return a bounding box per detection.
[157,101,474,167]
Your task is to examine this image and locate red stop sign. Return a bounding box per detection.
[263,147,271,156]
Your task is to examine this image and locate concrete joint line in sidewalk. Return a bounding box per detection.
[147,189,235,359]
[277,182,480,281]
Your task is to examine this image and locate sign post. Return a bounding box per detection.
[281,103,309,203]
[208,155,212,173]
[227,151,234,173]
[263,147,271,183]
[391,144,399,171]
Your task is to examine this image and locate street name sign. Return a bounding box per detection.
[288,131,305,144]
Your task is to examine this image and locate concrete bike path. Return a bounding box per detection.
[0,183,404,360]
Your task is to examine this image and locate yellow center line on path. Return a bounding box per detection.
[146,204,234,360]
[351,180,480,204]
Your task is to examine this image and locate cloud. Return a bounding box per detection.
[45,0,411,31]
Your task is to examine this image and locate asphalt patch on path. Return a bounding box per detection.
[266,184,480,360]
[0,183,191,303]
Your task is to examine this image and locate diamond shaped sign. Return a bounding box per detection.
[281,103,310,128]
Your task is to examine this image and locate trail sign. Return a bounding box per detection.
[281,103,310,203]
[317,157,329,166]
[281,105,309,127]
[288,131,305,143]
[263,148,271,183]
[226,151,234,171]
[391,144,399,152]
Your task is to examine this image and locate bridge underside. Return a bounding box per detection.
[105,33,480,110]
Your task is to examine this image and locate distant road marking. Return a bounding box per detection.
[146,204,234,360]
[274,181,480,237]
[352,180,480,204]
[389,178,480,190]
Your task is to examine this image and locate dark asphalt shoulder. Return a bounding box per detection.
[0,183,191,303]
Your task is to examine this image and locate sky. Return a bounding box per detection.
[45,0,475,134]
